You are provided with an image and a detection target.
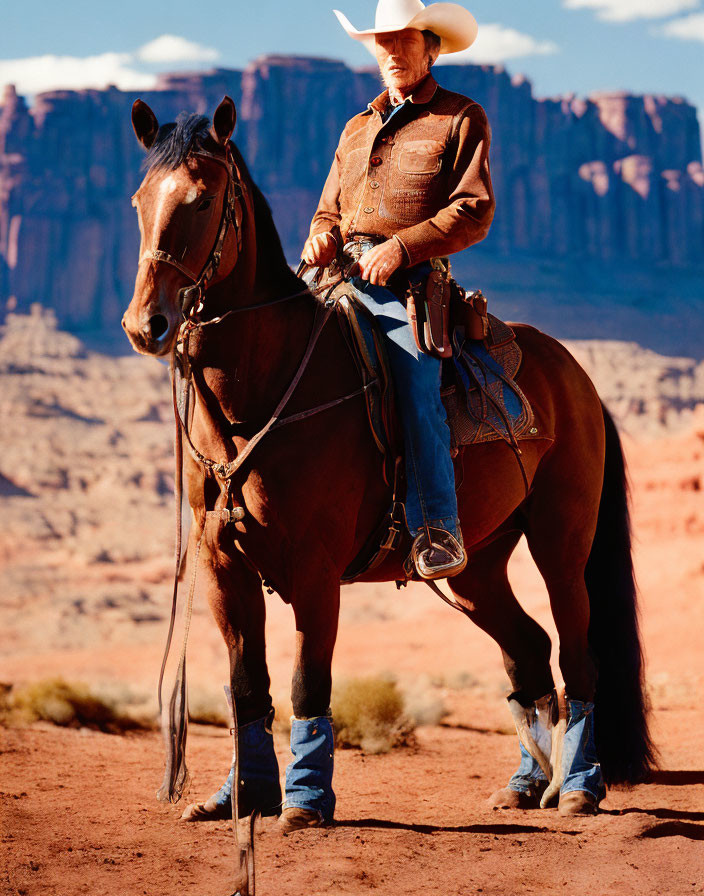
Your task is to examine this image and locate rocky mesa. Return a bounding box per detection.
[0,56,702,354]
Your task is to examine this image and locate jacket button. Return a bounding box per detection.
[370,156,382,167]
[370,180,380,189]
[363,207,374,214]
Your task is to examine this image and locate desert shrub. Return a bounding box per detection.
[0,682,13,721]
[402,682,450,727]
[3,678,150,733]
[431,669,480,691]
[332,676,415,754]
[188,689,230,727]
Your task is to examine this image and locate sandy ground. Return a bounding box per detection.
[1,314,703,894]
[2,425,704,895]
[2,708,703,896]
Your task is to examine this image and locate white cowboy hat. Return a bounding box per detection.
[333,0,478,55]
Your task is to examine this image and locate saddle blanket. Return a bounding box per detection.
[445,323,534,450]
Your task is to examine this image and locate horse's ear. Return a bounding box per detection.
[211,96,237,146]
[132,99,159,150]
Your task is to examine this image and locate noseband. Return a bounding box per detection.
[138,146,246,319]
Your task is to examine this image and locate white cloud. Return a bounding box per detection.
[136,35,220,64]
[439,23,559,64]
[0,53,156,95]
[660,10,704,38]
[563,0,700,22]
[0,35,220,96]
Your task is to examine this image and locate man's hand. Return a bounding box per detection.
[301,232,337,267]
[357,238,404,286]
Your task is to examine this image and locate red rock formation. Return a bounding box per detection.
[0,56,702,332]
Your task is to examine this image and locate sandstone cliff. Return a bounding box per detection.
[1,309,701,657]
[0,57,702,338]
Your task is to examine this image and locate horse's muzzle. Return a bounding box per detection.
[121,305,176,356]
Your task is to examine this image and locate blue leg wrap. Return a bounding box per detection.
[284,716,336,823]
[209,714,281,818]
[507,694,553,794]
[560,699,606,801]
[508,741,549,794]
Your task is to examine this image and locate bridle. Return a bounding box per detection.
[144,144,364,488]
[138,145,246,320]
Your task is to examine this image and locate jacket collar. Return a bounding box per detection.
[367,73,438,114]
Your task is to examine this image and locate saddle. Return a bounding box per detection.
[321,273,539,584]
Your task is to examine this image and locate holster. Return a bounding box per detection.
[405,260,452,359]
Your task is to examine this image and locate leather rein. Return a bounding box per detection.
[160,145,366,494]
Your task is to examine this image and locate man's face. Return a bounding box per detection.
[375,29,430,92]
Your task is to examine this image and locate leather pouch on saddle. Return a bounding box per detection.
[450,282,489,341]
[406,265,452,359]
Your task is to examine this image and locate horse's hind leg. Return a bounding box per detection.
[523,447,606,815]
[181,548,281,822]
[447,529,556,808]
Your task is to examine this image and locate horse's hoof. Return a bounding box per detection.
[558,790,599,816]
[487,786,541,810]
[181,798,231,822]
[278,807,325,834]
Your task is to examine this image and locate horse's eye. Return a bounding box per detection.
[197,197,213,212]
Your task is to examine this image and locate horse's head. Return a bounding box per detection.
[122,96,245,355]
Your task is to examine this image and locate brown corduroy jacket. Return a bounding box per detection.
[309,73,495,267]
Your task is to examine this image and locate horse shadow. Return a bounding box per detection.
[636,821,704,841]
[599,772,704,840]
[647,770,704,786]
[334,819,580,836]
[601,807,704,822]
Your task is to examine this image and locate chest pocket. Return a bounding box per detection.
[397,139,444,175]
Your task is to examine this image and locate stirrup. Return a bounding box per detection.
[411,527,467,580]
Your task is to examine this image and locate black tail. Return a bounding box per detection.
[586,404,657,786]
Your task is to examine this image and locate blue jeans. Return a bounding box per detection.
[349,266,458,536]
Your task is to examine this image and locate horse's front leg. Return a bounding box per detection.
[279,569,340,833]
[181,539,282,822]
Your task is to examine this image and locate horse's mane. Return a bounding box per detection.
[229,143,304,295]
[143,113,212,172]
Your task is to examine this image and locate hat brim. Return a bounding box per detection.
[333,4,478,55]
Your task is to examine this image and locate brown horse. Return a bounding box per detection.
[122,96,654,831]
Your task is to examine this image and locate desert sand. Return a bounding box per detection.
[1,309,703,895]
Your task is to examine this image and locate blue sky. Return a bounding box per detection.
[1,0,703,142]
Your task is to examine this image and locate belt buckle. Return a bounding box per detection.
[341,237,378,279]
[341,241,362,278]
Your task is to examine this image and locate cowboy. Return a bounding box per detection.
[302,0,495,580]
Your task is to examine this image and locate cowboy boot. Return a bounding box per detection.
[488,691,555,809]
[279,716,335,834]
[412,525,467,580]
[181,711,281,822]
